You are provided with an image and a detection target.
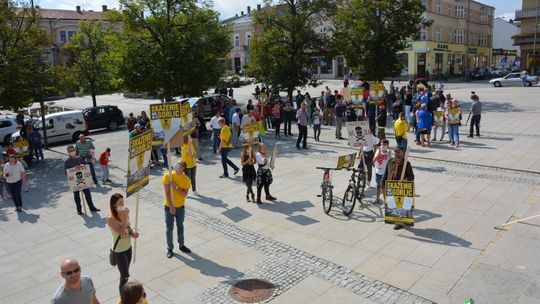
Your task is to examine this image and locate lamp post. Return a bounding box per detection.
[532,0,540,75]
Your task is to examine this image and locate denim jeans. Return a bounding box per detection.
[164,206,185,250]
[220,148,238,176]
[101,165,109,181]
[335,117,343,138]
[116,247,132,293]
[7,180,22,208]
[73,188,97,213]
[449,124,460,143]
[212,129,221,153]
[396,138,408,152]
[160,148,168,169]
[33,145,44,160]
[184,166,196,191]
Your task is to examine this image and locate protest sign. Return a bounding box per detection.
[67,165,95,192]
[12,138,30,157]
[384,180,415,225]
[336,153,357,170]
[180,101,195,136]
[150,102,183,148]
[342,86,352,101]
[346,120,371,148]
[434,111,444,127]
[126,130,153,197]
[351,87,363,103]
[242,122,260,146]
[371,83,385,98]
[447,108,461,125]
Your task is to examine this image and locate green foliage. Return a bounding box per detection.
[334,0,432,81]
[116,0,231,99]
[0,1,50,110]
[63,19,118,107]
[246,0,337,96]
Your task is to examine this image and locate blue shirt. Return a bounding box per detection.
[334,104,347,117]
[421,94,429,105]
[417,109,432,130]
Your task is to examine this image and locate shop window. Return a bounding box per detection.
[435,53,443,75]
[320,59,333,75]
[447,54,455,74]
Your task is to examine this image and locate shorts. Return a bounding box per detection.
[375,174,383,188]
[419,128,429,135]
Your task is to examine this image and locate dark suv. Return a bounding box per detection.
[83,105,125,131]
[469,67,491,80]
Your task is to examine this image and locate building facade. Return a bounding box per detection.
[221,6,256,76]
[513,0,540,74]
[400,0,494,79]
[492,17,520,71]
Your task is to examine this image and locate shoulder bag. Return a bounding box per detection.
[109,235,121,266]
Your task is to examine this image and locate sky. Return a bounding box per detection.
[36,0,521,21]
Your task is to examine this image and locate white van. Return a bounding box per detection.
[11,110,89,144]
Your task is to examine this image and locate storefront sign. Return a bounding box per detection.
[434,43,451,52]
[468,47,478,54]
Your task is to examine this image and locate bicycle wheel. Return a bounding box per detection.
[342,183,357,216]
[322,183,333,214]
[356,172,367,209]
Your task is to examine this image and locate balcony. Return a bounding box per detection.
[512,33,540,45]
[515,9,540,21]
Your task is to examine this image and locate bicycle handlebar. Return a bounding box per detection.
[316,167,341,170]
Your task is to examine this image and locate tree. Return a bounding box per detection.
[334,0,432,81]
[116,0,231,100]
[247,0,337,97]
[0,1,50,110]
[64,19,118,107]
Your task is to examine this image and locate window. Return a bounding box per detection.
[0,120,12,128]
[60,31,67,44]
[435,26,441,41]
[419,29,427,41]
[480,14,488,25]
[234,34,240,47]
[455,29,464,43]
[67,31,76,40]
[455,5,465,18]
[448,30,453,43]
[435,0,441,14]
[246,32,251,46]
[479,33,488,46]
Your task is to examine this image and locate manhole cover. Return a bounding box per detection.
[229,279,275,303]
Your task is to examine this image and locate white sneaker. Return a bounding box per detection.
[192,191,199,196]
[366,181,371,189]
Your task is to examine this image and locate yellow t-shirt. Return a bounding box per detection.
[394,119,408,140]
[181,143,196,169]
[162,172,191,208]
[220,125,232,148]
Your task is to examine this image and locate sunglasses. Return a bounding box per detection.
[62,268,81,276]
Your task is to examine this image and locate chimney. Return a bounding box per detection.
[241,11,244,16]
[102,5,107,12]
[76,5,81,13]
[247,6,251,15]
[257,4,261,10]
[35,5,40,8]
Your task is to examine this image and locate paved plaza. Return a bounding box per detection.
[1,80,540,304]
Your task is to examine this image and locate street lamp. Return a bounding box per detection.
[532,0,540,75]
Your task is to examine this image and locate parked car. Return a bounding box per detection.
[469,67,491,80]
[83,105,125,131]
[0,118,20,145]
[491,68,509,78]
[11,110,89,144]
[489,73,540,87]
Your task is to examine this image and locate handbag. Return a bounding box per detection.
[109,235,121,266]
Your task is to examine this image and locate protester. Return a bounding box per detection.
[270,102,281,138]
[129,124,143,139]
[64,145,100,215]
[99,148,112,183]
[381,146,414,230]
[373,139,390,204]
[138,111,150,128]
[305,93,313,126]
[394,112,409,152]
[376,102,387,140]
[241,146,257,202]
[313,108,321,142]
[119,280,148,304]
[324,90,336,126]
[127,113,137,132]
[163,160,191,258]
[246,99,255,112]
[217,118,239,178]
[468,94,482,138]
[296,103,308,150]
[283,96,295,136]
[0,159,11,201]
[209,111,222,154]
[417,103,432,147]
[432,99,446,142]
[52,259,100,304]
[334,97,346,139]
[28,128,44,162]
[107,193,139,293]
[404,89,413,124]
[181,136,197,195]
[295,90,304,109]
[446,99,462,147]
[255,143,275,204]
[190,116,203,161]
[521,70,528,86]
[75,134,98,185]
[362,133,379,189]
[3,154,25,212]
[231,108,242,148]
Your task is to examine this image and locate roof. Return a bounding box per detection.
[16,8,109,20]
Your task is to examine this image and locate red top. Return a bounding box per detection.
[99,151,109,165]
[5,147,15,155]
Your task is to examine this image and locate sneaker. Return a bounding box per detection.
[90,208,101,212]
[393,224,403,230]
[373,199,383,205]
[467,135,473,138]
[234,168,240,175]
[77,211,83,215]
[16,207,22,212]
[166,249,173,258]
[266,196,277,201]
[179,245,191,254]
[219,174,228,178]
[366,181,371,189]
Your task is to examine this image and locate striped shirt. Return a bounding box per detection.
[75,140,95,159]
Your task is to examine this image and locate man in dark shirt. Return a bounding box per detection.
[295,90,304,110]
[334,98,347,139]
[64,145,100,215]
[381,146,414,230]
[376,103,387,140]
[468,94,482,138]
[345,102,357,122]
[283,96,295,136]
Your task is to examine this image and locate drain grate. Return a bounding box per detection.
[229,279,275,303]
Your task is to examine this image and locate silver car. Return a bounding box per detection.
[489,73,539,87]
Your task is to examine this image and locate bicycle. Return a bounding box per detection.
[316,167,340,214]
[342,160,367,216]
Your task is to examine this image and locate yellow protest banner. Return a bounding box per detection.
[336,153,356,170]
[384,180,415,225]
[371,83,385,98]
[434,111,444,127]
[447,108,461,125]
[126,130,153,197]
[180,102,195,136]
[242,122,260,146]
[150,102,182,146]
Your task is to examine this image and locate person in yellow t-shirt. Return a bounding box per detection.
[162,160,191,258]
[217,118,239,178]
[393,112,409,152]
[181,136,197,195]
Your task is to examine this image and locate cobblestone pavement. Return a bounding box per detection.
[139,189,433,304]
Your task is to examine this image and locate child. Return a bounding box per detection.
[373,139,390,204]
[99,148,112,183]
[0,159,11,200]
[312,108,321,141]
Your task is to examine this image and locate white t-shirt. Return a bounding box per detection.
[374,149,391,175]
[232,113,241,127]
[4,161,25,183]
[363,134,379,152]
[255,152,266,165]
[241,115,255,128]
[210,116,221,129]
